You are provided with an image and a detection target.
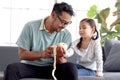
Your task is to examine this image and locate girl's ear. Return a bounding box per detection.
[92,27,95,33]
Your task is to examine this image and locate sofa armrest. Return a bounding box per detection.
[0,46,19,71]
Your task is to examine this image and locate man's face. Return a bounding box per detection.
[51,11,72,32]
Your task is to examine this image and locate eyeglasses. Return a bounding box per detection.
[57,15,72,25]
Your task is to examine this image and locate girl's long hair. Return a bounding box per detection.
[77,18,99,49]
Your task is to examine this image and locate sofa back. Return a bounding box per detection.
[103,39,120,72]
[0,46,19,71]
[1,39,119,72]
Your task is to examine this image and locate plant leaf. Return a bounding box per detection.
[110,18,120,30]
[100,24,108,33]
[87,5,97,18]
[115,24,120,32]
[95,8,110,32]
[95,14,102,23]
[115,2,120,8]
[99,8,110,21]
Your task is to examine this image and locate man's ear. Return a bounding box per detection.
[51,11,57,19]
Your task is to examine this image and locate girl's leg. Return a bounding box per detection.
[78,68,96,76]
[76,64,96,76]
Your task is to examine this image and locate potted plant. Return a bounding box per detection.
[87,2,120,45]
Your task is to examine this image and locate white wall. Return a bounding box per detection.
[0,0,116,46]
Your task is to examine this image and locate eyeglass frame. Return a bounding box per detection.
[57,15,72,25]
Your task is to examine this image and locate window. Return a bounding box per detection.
[0,0,116,46]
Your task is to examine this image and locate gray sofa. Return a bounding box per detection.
[1,39,120,80]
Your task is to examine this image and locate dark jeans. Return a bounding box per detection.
[4,62,78,80]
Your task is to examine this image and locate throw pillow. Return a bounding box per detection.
[104,39,120,58]
[104,43,120,72]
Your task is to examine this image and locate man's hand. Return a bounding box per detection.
[43,46,53,58]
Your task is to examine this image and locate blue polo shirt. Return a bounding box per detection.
[16,17,72,66]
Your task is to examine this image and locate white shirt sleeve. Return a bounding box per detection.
[65,39,80,57]
[94,40,103,72]
[65,47,74,57]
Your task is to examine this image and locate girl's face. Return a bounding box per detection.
[79,21,95,38]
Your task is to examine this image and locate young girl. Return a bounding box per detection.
[65,18,103,77]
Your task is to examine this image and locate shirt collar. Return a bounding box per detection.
[39,16,65,32]
[39,16,49,32]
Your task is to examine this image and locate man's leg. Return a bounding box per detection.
[56,62,78,80]
[4,62,53,80]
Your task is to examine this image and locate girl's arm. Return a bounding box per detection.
[94,40,103,77]
[65,47,74,57]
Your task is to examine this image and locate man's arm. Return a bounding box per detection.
[18,47,53,61]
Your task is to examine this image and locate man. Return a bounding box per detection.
[4,2,78,80]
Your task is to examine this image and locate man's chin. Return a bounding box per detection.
[56,29,64,32]
[56,30,61,32]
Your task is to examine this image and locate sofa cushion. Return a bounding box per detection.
[104,39,120,59]
[104,43,120,71]
[19,72,120,80]
[20,78,53,80]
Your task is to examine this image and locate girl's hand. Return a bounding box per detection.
[95,72,103,77]
[56,43,67,57]
[56,45,66,57]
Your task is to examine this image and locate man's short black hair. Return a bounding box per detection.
[52,2,75,16]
